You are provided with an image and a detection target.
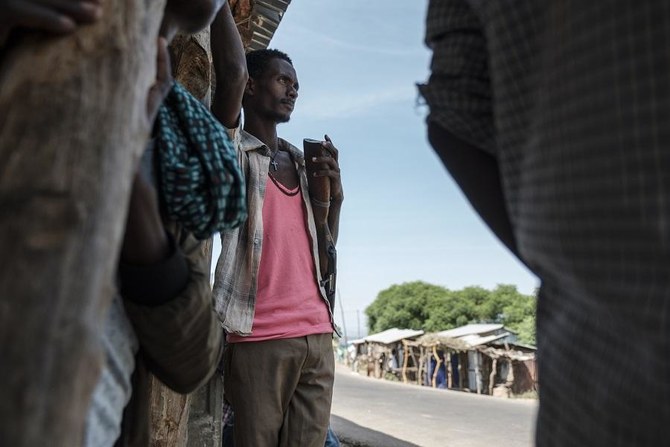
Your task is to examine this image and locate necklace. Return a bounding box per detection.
[268,171,300,196]
[267,147,299,196]
[270,149,279,171]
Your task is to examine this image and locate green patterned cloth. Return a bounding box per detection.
[155,82,247,239]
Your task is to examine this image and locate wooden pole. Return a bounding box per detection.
[489,358,497,395]
[418,346,425,386]
[460,352,467,389]
[431,346,442,388]
[0,2,166,445]
[506,359,515,390]
[446,351,452,389]
[402,341,409,383]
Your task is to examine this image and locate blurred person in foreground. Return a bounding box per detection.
[3,1,247,446]
[419,1,670,445]
[84,2,246,446]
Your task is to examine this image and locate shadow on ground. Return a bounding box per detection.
[330,415,421,447]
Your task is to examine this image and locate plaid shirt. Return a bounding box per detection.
[421,1,670,445]
[212,128,335,336]
[222,400,234,428]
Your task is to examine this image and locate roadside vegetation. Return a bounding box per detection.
[365,281,537,345]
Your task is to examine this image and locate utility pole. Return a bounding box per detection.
[357,309,361,339]
[337,289,348,346]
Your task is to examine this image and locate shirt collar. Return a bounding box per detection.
[239,130,305,164]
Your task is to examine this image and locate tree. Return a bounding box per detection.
[366,281,537,344]
[365,281,449,333]
[511,315,536,346]
[0,3,165,445]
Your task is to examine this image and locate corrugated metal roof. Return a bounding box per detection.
[416,333,471,351]
[247,0,292,51]
[363,328,425,345]
[437,323,504,338]
[459,333,508,347]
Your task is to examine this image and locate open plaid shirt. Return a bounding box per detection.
[212,128,335,336]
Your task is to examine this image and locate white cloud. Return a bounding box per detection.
[295,85,416,120]
[315,33,420,57]
[283,23,421,57]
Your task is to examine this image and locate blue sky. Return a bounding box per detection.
[216,1,539,339]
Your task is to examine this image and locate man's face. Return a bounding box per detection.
[248,58,299,124]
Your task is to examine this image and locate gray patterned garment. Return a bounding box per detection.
[420,1,670,445]
[82,295,138,447]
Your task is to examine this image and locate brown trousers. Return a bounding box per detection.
[223,333,335,447]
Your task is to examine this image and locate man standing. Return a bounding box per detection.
[212,48,343,447]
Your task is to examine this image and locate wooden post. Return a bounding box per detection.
[142,28,226,447]
[417,346,425,386]
[408,344,419,384]
[488,358,497,395]
[506,359,515,389]
[460,352,467,389]
[431,346,442,388]
[446,351,452,389]
[0,2,166,446]
[401,341,409,383]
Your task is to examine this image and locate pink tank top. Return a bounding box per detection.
[227,175,332,343]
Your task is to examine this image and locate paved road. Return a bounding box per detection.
[330,363,537,447]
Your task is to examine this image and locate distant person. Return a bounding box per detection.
[212,47,344,447]
[420,0,670,445]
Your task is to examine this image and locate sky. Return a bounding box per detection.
[215,0,539,339]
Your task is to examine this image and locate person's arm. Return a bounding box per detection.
[324,135,343,245]
[0,0,102,35]
[120,36,173,267]
[119,37,223,393]
[210,0,247,128]
[428,122,519,259]
[308,135,343,305]
[311,134,343,244]
[420,0,521,261]
[122,228,223,394]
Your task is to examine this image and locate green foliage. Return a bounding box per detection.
[365,281,447,333]
[509,315,536,346]
[365,281,537,345]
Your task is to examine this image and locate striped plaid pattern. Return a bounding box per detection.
[212,129,334,336]
[222,399,234,428]
[155,82,247,240]
[420,1,670,445]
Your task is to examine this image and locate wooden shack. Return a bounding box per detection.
[402,324,537,398]
[407,333,471,389]
[478,343,537,397]
[351,328,424,380]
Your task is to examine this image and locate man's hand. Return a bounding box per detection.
[0,0,102,34]
[121,35,174,265]
[120,36,173,265]
[311,134,343,203]
[146,36,173,128]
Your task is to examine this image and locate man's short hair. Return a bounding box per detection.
[246,49,293,79]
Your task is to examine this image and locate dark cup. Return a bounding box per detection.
[303,138,330,202]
